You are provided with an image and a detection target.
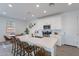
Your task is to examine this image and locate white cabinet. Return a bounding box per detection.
[54,30,63,46]
[76,16,79,48]
[62,12,79,47]
[56,38,62,46]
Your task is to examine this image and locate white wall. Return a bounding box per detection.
[15,20,27,34]
[29,15,62,34]
[0,16,27,42]
[0,18,6,42]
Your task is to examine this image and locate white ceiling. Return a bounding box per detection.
[0,3,79,21]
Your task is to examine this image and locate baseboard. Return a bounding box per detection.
[63,44,77,48]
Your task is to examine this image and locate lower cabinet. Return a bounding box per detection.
[56,38,62,46]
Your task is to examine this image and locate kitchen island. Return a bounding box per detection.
[17,35,58,56]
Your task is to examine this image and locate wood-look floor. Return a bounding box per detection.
[0,42,79,56]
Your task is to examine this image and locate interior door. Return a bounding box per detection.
[62,14,77,46]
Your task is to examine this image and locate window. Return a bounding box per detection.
[6,21,15,36]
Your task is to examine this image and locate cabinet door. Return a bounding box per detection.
[62,14,77,46]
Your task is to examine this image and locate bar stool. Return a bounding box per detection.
[34,48,48,56]
[23,44,34,56]
[11,37,17,56]
[20,42,29,56]
[15,39,22,56]
[11,37,22,56]
[32,45,41,55]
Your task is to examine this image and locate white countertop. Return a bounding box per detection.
[17,35,58,51]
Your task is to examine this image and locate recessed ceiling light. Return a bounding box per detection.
[8,4,13,7]
[2,11,7,15]
[23,17,26,20]
[36,4,39,7]
[68,3,72,5]
[43,10,47,13]
[32,14,34,17]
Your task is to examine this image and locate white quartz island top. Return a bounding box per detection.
[16,35,58,56]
